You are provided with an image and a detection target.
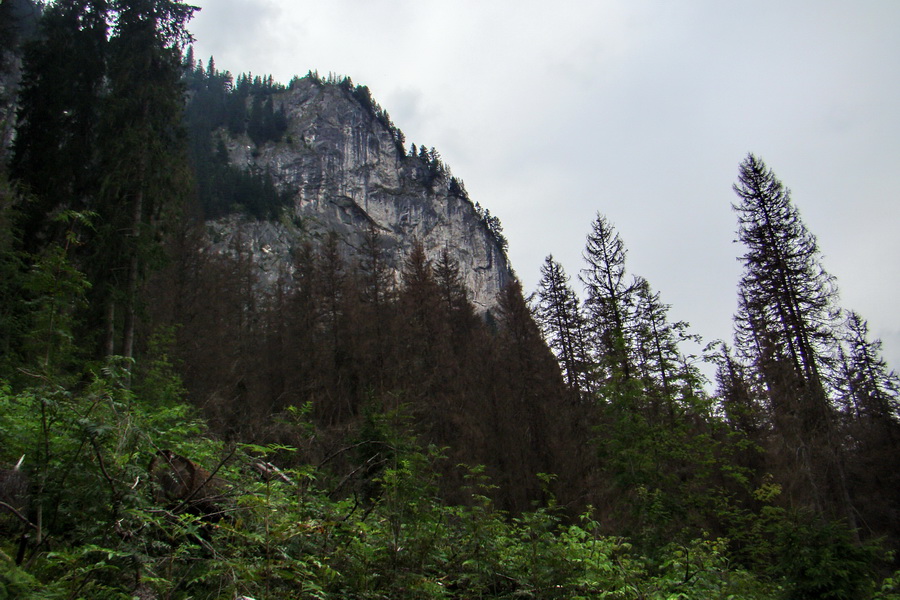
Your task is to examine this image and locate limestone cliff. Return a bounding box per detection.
[205,76,513,310]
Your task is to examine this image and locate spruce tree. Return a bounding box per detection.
[433,247,477,349]
[580,213,636,390]
[534,255,590,397]
[631,277,693,423]
[397,240,443,382]
[1,0,39,158]
[492,279,560,509]
[316,231,350,423]
[714,341,768,437]
[834,311,900,547]
[11,0,109,251]
[93,0,196,360]
[433,248,468,315]
[731,153,854,528]
[355,224,396,391]
[732,154,840,403]
[835,311,899,439]
[0,162,26,376]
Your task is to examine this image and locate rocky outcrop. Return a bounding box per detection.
[0,46,22,159]
[0,0,40,160]
[206,77,513,310]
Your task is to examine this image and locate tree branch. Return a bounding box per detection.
[0,500,37,530]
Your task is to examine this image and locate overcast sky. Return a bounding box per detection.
[188,0,900,374]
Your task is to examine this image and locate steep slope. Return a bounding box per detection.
[205,76,513,310]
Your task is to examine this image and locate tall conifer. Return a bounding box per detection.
[731,153,854,528]
[534,255,590,397]
[836,311,899,439]
[580,213,636,390]
[12,0,108,250]
[94,0,196,360]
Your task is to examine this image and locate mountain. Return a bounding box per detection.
[198,74,514,310]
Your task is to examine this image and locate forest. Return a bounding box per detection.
[1,1,899,599]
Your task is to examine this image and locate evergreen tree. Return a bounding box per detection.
[492,279,561,510]
[311,231,361,425]
[433,247,476,341]
[580,213,636,390]
[732,154,840,403]
[631,277,689,423]
[398,240,443,382]
[731,153,854,528]
[713,341,768,437]
[92,0,196,361]
[533,255,590,397]
[11,0,109,251]
[834,311,900,549]
[182,43,195,71]
[835,311,899,438]
[433,248,467,315]
[354,224,396,391]
[0,165,27,376]
[1,0,40,159]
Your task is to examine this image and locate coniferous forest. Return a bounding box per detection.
[1,1,900,599]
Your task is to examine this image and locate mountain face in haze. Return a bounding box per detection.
[202,75,514,310]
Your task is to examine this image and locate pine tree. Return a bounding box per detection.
[533,255,590,397]
[631,277,689,423]
[733,155,840,395]
[397,240,443,382]
[834,311,900,547]
[433,247,477,349]
[11,0,109,251]
[714,342,768,436]
[433,248,469,317]
[731,153,854,528]
[354,224,396,391]
[835,311,899,439]
[0,165,27,376]
[580,213,636,390]
[315,231,354,424]
[492,279,562,510]
[93,0,196,361]
[1,0,39,159]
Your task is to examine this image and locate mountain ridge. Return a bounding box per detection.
[199,73,514,310]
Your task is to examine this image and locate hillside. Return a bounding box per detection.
[1,2,900,599]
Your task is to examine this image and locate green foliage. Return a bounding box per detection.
[0,173,28,377]
[0,561,56,600]
[131,327,187,408]
[766,510,882,600]
[20,211,93,377]
[715,479,887,600]
[1,362,788,599]
[875,571,900,600]
[11,0,197,360]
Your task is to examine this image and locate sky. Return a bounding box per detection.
[187,0,900,374]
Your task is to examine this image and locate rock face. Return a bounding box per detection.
[206,77,513,310]
[0,48,22,159]
[0,0,40,160]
